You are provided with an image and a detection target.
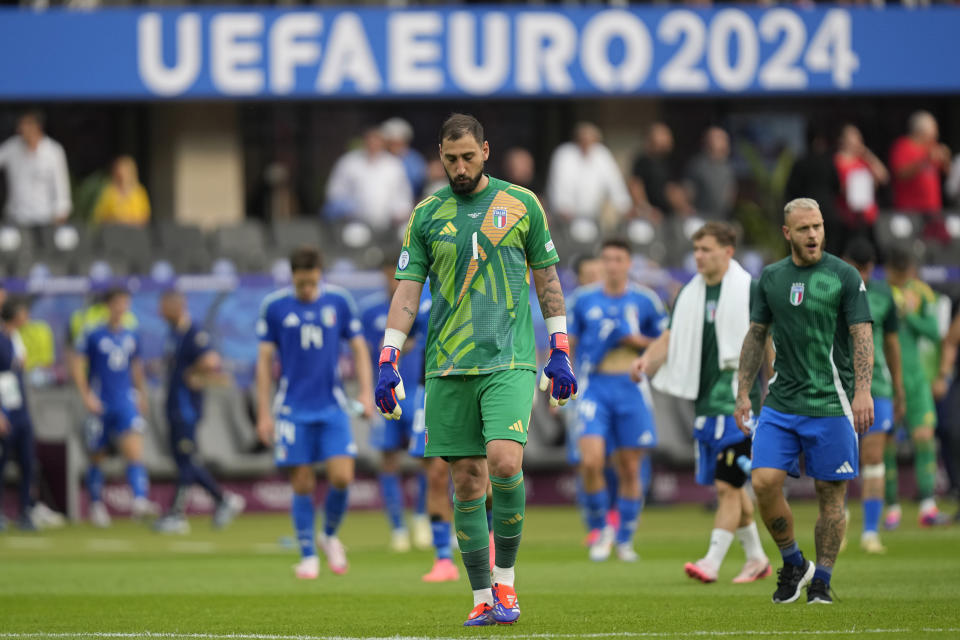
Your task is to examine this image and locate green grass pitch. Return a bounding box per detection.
[1,502,958,639]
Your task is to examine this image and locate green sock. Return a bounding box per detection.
[454,495,490,591]
[915,439,937,500]
[490,472,525,569]
[884,440,899,506]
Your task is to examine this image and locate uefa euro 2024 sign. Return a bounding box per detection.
[0,6,958,99]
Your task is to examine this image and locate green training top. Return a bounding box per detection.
[865,279,899,399]
[751,252,872,417]
[395,176,559,378]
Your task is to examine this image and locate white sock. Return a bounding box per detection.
[492,565,515,587]
[473,588,494,607]
[920,498,937,513]
[736,522,767,562]
[704,528,735,568]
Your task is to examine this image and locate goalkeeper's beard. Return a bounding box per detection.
[446,163,485,195]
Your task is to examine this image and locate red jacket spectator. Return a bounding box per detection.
[888,112,951,214]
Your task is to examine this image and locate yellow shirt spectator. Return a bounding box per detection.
[92,155,151,226]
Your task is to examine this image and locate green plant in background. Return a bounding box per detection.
[70,170,108,224]
[734,141,794,260]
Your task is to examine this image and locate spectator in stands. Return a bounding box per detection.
[785,124,841,255]
[503,147,538,192]
[423,157,447,197]
[323,127,413,230]
[685,126,737,220]
[630,122,692,222]
[0,111,71,226]
[834,124,889,250]
[547,122,632,229]
[943,151,960,208]
[91,156,151,227]
[889,111,952,241]
[381,117,427,200]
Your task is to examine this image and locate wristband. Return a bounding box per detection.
[383,328,408,350]
[545,316,567,336]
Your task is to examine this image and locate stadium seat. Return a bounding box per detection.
[619,218,668,265]
[212,221,268,273]
[271,218,322,255]
[157,221,212,274]
[95,224,154,275]
[875,212,923,255]
[34,224,92,276]
[0,225,34,278]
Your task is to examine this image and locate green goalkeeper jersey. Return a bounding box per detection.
[891,278,940,392]
[865,279,899,400]
[751,252,872,417]
[395,176,559,378]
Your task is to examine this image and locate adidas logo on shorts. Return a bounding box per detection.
[835,461,854,474]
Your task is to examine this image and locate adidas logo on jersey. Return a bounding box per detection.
[835,461,854,474]
[282,313,300,327]
[507,420,524,433]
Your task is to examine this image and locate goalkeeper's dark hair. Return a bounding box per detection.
[439,113,484,146]
[0,296,28,323]
[600,238,631,254]
[887,245,916,273]
[692,221,737,248]
[290,246,323,272]
[843,236,876,268]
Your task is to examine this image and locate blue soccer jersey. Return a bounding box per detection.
[359,291,430,385]
[165,323,213,426]
[569,283,667,374]
[257,285,362,423]
[83,325,141,412]
[0,332,29,425]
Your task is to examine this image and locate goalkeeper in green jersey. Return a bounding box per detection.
[884,247,950,528]
[374,114,577,627]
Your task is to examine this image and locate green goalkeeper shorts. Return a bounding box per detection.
[424,369,536,459]
[904,380,937,431]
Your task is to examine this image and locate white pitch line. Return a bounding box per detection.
[2,537,54,550]
[167,541,216,553]
[85,539,136,552]
[3,630,960,640]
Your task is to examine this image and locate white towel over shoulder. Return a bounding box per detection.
[652,260,752,399]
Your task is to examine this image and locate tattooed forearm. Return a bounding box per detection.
[850,322,874,394]
[814,480,847,568]
[533,265,566,319]
[400,306,416,321]
[737,323,769,396]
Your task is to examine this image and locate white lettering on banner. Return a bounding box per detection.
[138,13,201,96]
[657,10,708,91]
[269,13,322,95]
[804,9,859,89]
[516,12,576,93]
[389,12,444,93]
[707,9,758,92]
[211,14,265,94]
[449,12,509,95]
[317,12,381,94]
[758,9,808,90]
[581,10,652,92]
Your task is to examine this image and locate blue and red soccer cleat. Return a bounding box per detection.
[463,602,496,626]
[492,583,521,624]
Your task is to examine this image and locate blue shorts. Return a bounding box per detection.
[752,406,858,481]
[274,408,357,467]
[865,397,894,436]
[577,374,657,450]
[85,405,146,452]
[370,385,424,453]
[693,416,750,486]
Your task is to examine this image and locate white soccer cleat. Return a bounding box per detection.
[30,502,66,529]
[213,492,246,529]
[90,501,112,528]
[588,525,615,562]
[132,497,160,520]
[860,531,887,554]
[412,514,432,551]
[319,534,349,575]
[684,558,719,583]
[153,514,191,535]
[615,542,638,563]
[294,555,320,580]
[390,528,412,553]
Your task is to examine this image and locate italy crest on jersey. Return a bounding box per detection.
[790,282,805,306]
[706,300,717,323]
[492,207,507,229]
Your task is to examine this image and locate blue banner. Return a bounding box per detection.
[0,6,958,100]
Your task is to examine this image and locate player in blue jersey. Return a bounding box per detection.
[71,287,157,527]
[153,290,245,535]
[569,238,667,562]
[360,258,432,553]
[256,247,374,579]
[0,298,37,531]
